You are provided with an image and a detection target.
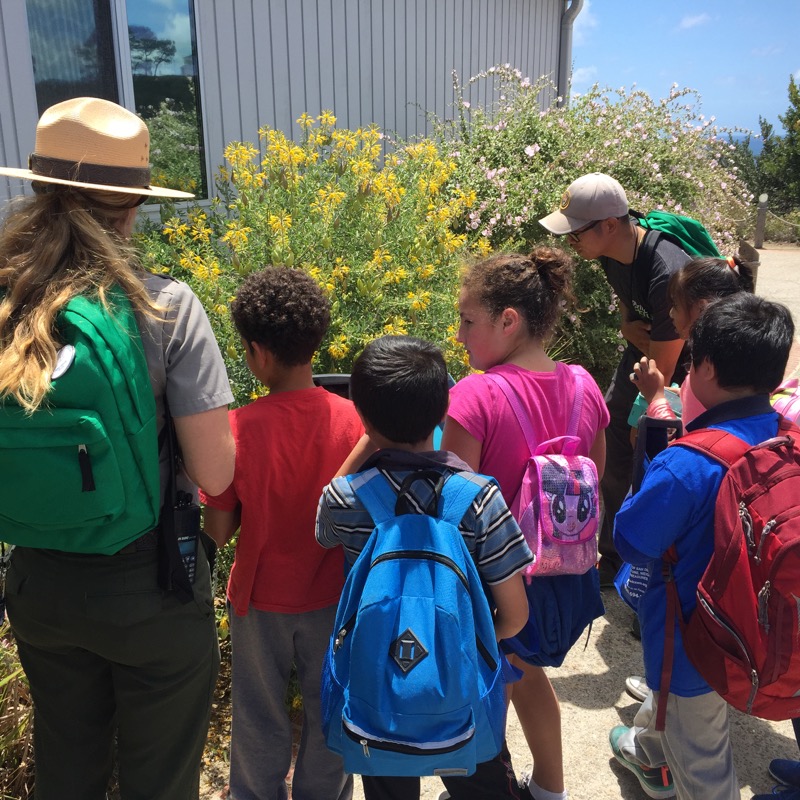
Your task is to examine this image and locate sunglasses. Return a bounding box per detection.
[566,219,601,243]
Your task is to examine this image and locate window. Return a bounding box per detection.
[26,0,118,111]
[25,0,206,197]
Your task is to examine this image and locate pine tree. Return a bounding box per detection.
[755,74,800,214]
[777,74,800,211]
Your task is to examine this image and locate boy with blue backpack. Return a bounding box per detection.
[315,334,532,800]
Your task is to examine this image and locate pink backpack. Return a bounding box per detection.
[487,370,599,579]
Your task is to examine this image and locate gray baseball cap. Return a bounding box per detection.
[539,173,629,235]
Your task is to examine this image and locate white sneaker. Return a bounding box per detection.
[625,675,649,702]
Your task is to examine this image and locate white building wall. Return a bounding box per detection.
[197,0,563,170]
[0,0,565,207]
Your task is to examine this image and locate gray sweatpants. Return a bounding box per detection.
[228,604,353,800]
[618,689,738,800]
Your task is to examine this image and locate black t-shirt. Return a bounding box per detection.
[601,229,691,342]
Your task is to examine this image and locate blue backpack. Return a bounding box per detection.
[320,468,506,777]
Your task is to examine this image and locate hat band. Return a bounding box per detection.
[29,153,151,189]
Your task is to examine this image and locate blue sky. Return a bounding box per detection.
[571,0,800,136]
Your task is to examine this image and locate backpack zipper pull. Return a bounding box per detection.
[747,669,759,715]
[333,627,347,653]
[77,444,96,492]
[754,519,777,564]
[360,739,370,758]
[739,503,755,552]
[757,581,771,632]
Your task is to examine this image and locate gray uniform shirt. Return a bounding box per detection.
[136,273,234,500]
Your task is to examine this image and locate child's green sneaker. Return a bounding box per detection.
[609,725,675,799]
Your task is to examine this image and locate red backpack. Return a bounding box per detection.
[656,417,800,730]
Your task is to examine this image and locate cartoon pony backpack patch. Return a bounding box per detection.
[487,369,599,577]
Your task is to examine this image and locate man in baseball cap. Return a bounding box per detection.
[540,172,629,235]
[540,174,690,587]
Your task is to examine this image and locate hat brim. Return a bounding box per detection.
[538,210,594,236]
[0,167,194,199]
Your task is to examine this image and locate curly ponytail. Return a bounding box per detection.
[461,245,575,340]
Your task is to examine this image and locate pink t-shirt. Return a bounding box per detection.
[447,362,609,505]
[679,372,706,425]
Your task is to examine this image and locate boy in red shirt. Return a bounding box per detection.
[201,267,362,800]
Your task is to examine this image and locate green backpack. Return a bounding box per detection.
[0,287,160,554]
[632,209,722,259]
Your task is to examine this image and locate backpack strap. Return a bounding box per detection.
[438,473,490,526]
[486,372,537,455]
[631,225,658,310]
[672,427,751,467]
[351,469,485,529]
[487,367,585,456]
[656,543,682,731]
[349,469,398,525]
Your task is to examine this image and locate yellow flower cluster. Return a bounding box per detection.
[220,220,252,252]
[268,212,292,236]
[310,184,347,223]
[328,334,349,361]
[383,267,409,285]
[152,111,479,390]
[407,290,432,312]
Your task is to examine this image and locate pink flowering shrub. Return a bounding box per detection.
[441,66,751,383]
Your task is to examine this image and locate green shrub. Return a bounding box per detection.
[143,96,204,197]
[763,208,800,243]
[137,114,475,407]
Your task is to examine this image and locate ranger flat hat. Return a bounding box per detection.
[0,96,193,199]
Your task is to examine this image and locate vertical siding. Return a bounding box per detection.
[196,0,563,166]
[0,0,41,202]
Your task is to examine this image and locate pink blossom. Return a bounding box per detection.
[524,144,541,157]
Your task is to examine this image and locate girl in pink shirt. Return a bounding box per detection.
[442,246,608,800]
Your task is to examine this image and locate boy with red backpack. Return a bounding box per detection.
[610,293,795,800]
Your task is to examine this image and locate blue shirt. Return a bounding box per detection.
[614,395,778,696]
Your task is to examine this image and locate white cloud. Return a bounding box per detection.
[572,0,598,47]
[572,66,599,87]
[752,44,783,58]
[157,12,194,73]
[678,13,711,30]
[795,68,800,81]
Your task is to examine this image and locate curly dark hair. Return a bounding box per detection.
[461,245,575,340]
[231,266,331,366]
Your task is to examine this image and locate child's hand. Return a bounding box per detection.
[630,356,665,404]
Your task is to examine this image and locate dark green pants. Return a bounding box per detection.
[6,544,219,800]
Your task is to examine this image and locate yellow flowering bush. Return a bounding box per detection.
[139,112,479,404]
